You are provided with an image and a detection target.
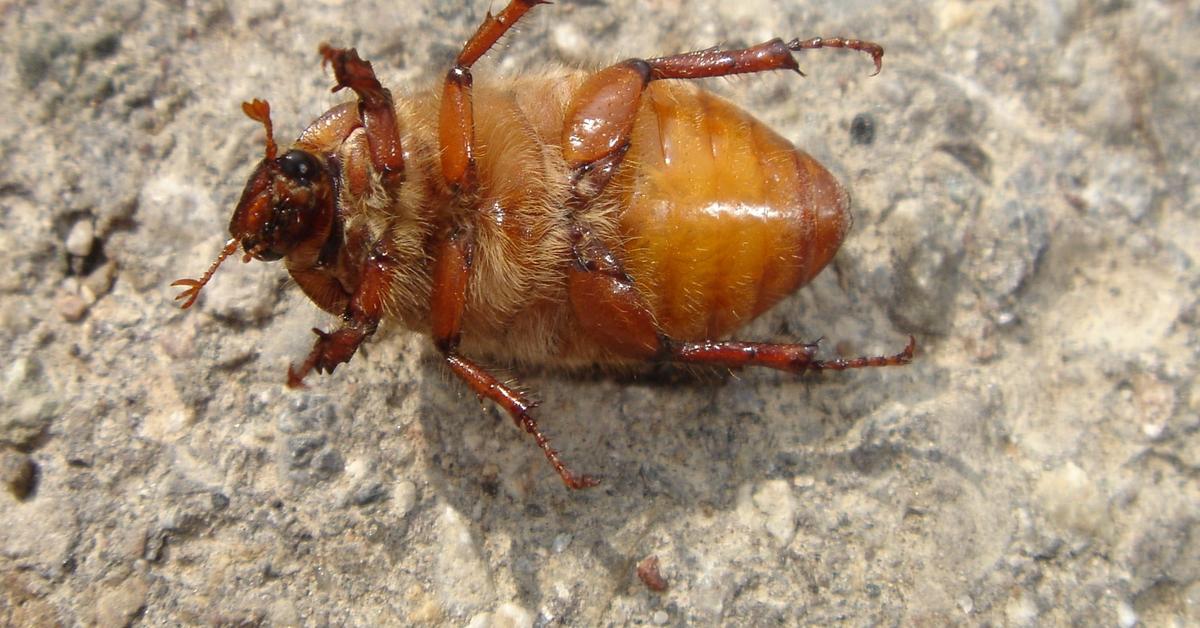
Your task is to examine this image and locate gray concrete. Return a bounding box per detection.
[2,0,1197,625]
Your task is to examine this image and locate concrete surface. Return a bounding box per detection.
[2,0,1197,625]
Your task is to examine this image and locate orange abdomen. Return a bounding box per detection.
[619,83,850,340]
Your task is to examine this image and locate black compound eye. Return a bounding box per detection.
[278,150,319,184]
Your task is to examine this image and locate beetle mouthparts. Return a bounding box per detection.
[242,240,279,262]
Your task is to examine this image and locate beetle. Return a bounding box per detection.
[173,0,914,489]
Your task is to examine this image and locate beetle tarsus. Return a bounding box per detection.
[787,36,884,76]
[806,335,916,372]
[517,414,600,490]
[663,336,914,374]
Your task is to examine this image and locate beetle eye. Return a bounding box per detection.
[278,150,319,184]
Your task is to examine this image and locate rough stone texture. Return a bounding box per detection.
[2,0,1197,625]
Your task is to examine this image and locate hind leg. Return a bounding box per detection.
[567,225,914,372]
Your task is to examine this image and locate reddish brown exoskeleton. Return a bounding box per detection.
[174,1,913,489]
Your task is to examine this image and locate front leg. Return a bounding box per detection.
[287,244,397,387]
[318,44,405,183]
[431,229,599,490]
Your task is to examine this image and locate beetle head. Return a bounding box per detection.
[230,99,334,262]
[172,99,336,309]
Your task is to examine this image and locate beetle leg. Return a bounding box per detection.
[567,225,663,360]
[646,37,883,80]
[567,227,914,372]
[562,37,883,188]
[665,336,916,373]
[318,45,405,183]
[434,0,593,489]
[286,242,398,388]
[440,0,548,193]
[431,228,599,490]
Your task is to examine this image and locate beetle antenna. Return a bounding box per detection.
[171,238,239,309]
[242,99,278,160]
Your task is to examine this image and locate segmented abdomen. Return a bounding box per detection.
[618,82,851,340]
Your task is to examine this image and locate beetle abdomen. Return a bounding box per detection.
[619,83,850,341]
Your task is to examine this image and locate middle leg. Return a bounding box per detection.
[431,229,599,490]
[429,0,598,489]
[439,0,548,192]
